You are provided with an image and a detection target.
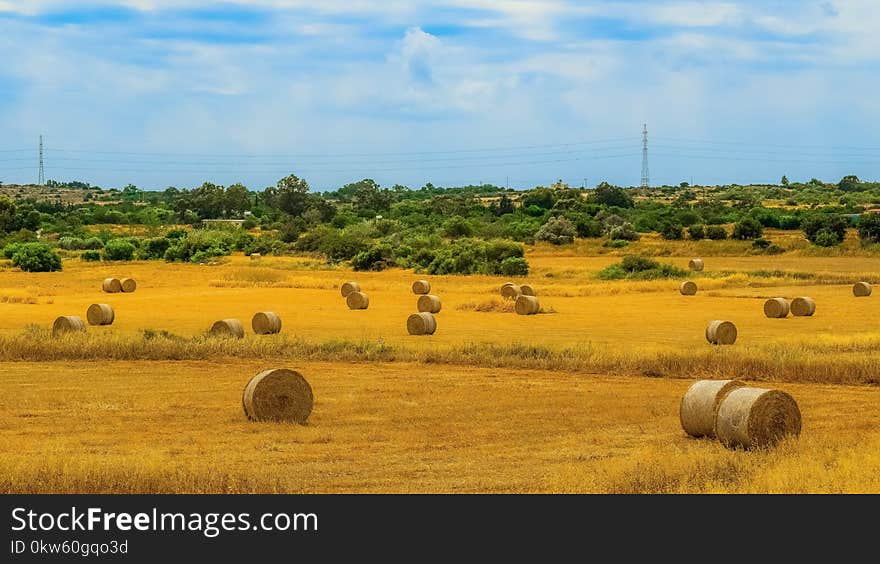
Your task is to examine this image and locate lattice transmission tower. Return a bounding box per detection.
[38,135,45,185]
[640,124,649,188]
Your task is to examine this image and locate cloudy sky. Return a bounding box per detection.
[1,1,878,191]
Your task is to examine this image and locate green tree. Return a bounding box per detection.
[224,183,251,217]
[732,218,764,240]
[838,175,862,192]
[266,174,311,217]
[590,182,634,208]
[11,243,62,272]
[858,213,880,244]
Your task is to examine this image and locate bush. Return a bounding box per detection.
[139,237,172,260]
[3,242,24,259]
[10,242,62,272]
[59,237,84,250]
[814,228,841,247]
[659,222,684,240]
[732,218,764,240]
[751,238,771,249]
[81,237,104,250]
[242,217,258,229]
[81,250,102,261]
[778,215,801,230]
[688,224,705,240]
[858,213,880,244]
[102,239,137,261]
[535,217,576,245]
[351,244,394,271]
[499,256,529,276]
[802,214,848,246]
[598,255,686,280]
[602,239,628,248]
[607,223,639,241]
[164,229,236,262]
[706,225,728,240]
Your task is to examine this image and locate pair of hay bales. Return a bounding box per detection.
[53,303,116,336]
[102,277,136,293]
[341,281,369,310]
[764,297,815,318]
[706,320,737,345]
[243,368,313,424]
[210,312,282,338]
[680,379,801,450]
[853,282,872,297]
[501,282,536,300]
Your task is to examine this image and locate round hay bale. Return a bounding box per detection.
[250,253,261,261]
[120,278,136,293]
[412,279,431,295]
[242,368,313,424]
[340,281,361,298]
[679,281,697,296]
[705,320,737,345]
[715,387,801,450]
[853,282,872,297]
[252,311,282,335]
[86,303,115,326]
[790,297,816,317]
[53,315,86,336]
[688,258,704,272]
[407,312,437,335]
[515,294,540,315]
[346,291,369,310]
[520,284,536,296]
[679,379,746,438]
[210,318,245,339]
[417,294,442,313]
[763,297,790,318]
[501,283,521,300]
[102,278,122,293]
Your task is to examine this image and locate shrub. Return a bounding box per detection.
[81,237,104,250]
[351,244,394,271]
[499,256,529,276]
[165,229,187,240]
[11,242,62,272]
[3,242,24,259]
[602,239,628,248]
[102,239,136,261]
[814,228,841,247]
[706,225,728,240]
[732,218,764,240]
[81,250,102,261]
[164,229,236,262]
[778,215,801,230]
[442,217,474,239]
[598,255,686,280]
[607,223,639,241]
[139,237,172,260]
[59,237,84,250]
[752,238,771,249]
[858,213,880,244]
[242,217,259,229]
[688,224,705,240]
[802,214,848,246]
[659,222,684,240]
[535,216,576,245]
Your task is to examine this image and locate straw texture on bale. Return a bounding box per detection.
[520,284,536,296]
[210,318,245,339]
[763,297,790,318]
[853,282,872,297]
[790,297,816,317]
[86,303,115,326]
[120,278,137,293]
[251,311,282,335]
[679,379,745,438]
[515,295,540,315]
[53,315,86,336]
[407,312,437,335]
[688,258,704,272]
[501,283,521,300]
[346,291,369,310]
[705,320,737,345]
[679,281,697,296]
[242,368,314,424]
[412,280,431,295]
[102,278,122,293]
[417,294,442,313]
[340,281,361,298]
[715,387,802,450]
[250,253,261,260]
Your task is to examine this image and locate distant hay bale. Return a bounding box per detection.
[102,278,122,293]
[417,294,442,313]
[790,297,816,317]
[210,318,245,339]
[501,283,521,300]
[407,312,437,335]
[53,315,86,336]
[340,281,361,298]
[346,291,369,310]
[853,282,872,297]
[679,281,697,296]
[763,297,790,318]
[520,284,536,296]
[251,311,282,335]
[242,368,313,424]
[679,379,745,438]
[515,294,540,315]
[120,278,137,293]
[715,387,802,450]
[688,258,704,272]
[412,279,431,294]
[86,303,115,326]
[250,253,261,261]
[705,320,737,345]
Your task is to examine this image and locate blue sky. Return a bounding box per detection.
[1,1,879,191]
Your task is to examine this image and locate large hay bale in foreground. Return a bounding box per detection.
[417,294,442,313]
[210,318,245,339]
[688,258,704,272]
[520,284,536,296]
[407,312,437,335]
[340,281,361,298]
[853,282,872,297]
[53,315,86,336]
[86,303,115,326]
[763,297,790,318]
[790,297,816,317]
[715,387,801,450]
[501,283,521,300]
[346,291,369,310]
[679,281,697,296]
[515,295,540,315]
[412,279,431,295]
[242,368,314,424]
[679,379,745,438]
[120,278,137,293]
[252,311,282,335]
[705,320,737,345]
[102,278,122,293]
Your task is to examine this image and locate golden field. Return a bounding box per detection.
[1,233,879,493]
